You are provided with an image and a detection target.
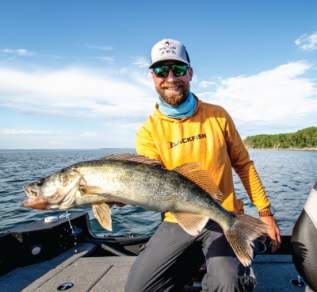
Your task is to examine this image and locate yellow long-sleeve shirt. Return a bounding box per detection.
[136,97,271,222]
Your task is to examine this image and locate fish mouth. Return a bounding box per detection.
[22,185,76,210]
[23,186,39,197]
[21,197,49,210]
[22,185,50,210]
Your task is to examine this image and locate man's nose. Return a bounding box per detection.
[166,69,177,81]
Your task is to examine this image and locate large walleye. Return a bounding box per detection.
[22,154,267,266]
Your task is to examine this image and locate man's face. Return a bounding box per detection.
[151,61,193,106]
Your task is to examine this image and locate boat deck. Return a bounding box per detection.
[0,242,305,292]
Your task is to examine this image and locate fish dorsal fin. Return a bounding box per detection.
[174,163,224,203]
[171,212,209,236]
[92,203,112,231]
[102,154,161,166]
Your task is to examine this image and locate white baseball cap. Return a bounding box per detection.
[149,38,190,68]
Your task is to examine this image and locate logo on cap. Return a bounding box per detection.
[159,41,177,56]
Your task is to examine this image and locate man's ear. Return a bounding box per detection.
[188,67,193,81]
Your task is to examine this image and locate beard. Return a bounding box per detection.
[155,80,190,106]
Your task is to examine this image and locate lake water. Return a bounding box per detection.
[0,148,316,236]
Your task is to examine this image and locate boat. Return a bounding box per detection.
[0,183,316,292]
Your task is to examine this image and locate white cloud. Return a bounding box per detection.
[0,129,66,148]
[196,61,317,124]
[0,66,156,148]
[1,61,316,148]
[198,80,216,88]
[0,127,138,149]
[80,131,98,137]
[0,128,54,135]
[0,48,35,56]
[132,56,149,68]
[295,33,317,51]
[0,67,155,119]
[132,72,153,89]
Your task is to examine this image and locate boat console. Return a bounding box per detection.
[291,182,317,291]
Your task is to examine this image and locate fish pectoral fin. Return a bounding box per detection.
[174,163,224,203]
[80,185,104,195]
[171,212,209,236]
[92,203,112,231]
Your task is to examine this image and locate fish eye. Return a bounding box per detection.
[37,178,45,186]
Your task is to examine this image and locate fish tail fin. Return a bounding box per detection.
[224,214,268,267]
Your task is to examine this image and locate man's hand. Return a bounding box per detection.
[260,215,281,253]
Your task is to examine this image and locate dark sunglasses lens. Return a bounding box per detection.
[153,66,169,77]
[171,65,188,76]
[153,64,188,77]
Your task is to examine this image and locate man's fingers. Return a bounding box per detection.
[260,215,281,253]
[275,229,282,247]
[270,232,281,253]
[271,241,278,253]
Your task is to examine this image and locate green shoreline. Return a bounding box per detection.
[244,127,317,150]
[246,147,317,151]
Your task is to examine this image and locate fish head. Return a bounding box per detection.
[22,168,82,210]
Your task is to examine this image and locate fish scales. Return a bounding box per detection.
[22,154,268,267]
[75,159,229,222]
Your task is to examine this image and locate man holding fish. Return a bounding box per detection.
[125,39,281,291]
[22,39,281,292]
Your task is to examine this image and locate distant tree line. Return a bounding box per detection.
[244,127,317,149]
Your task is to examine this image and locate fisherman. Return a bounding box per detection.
[124,38,281,292]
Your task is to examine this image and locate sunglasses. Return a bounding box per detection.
[152,64,189,78]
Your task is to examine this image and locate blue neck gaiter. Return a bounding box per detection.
[158,92,197,119]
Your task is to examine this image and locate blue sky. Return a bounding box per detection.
[0,1,317,149]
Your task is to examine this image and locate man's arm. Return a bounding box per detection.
[222,111,281,252]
